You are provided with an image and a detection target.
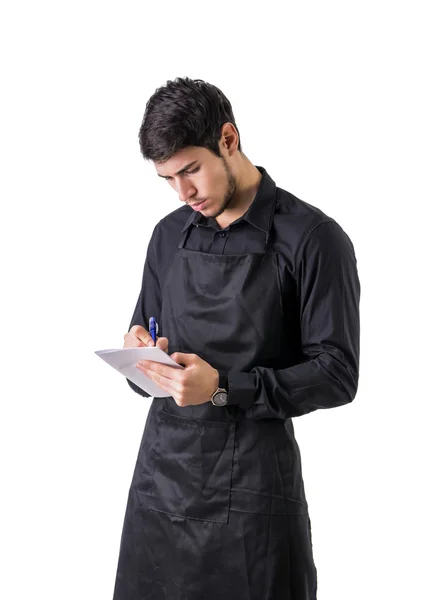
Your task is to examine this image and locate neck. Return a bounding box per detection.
[216,159,262,229]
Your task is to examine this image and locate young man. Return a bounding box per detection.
[113,76,361,600]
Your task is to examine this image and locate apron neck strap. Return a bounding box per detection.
[178,226,191,249]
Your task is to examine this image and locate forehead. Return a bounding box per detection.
[154,147,210,176]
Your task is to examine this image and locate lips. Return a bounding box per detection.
[190,199,207,211]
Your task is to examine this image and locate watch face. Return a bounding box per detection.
[213,391,228,406]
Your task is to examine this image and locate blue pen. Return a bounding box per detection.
[149,317,158,345]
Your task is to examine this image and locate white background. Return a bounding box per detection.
[1,1,440,598]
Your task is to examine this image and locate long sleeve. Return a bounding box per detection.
[126,224,162,398]
[227,220,361,420]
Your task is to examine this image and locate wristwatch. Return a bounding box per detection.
[211,373,229,406]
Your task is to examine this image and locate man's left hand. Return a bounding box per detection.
[136,352,219,407]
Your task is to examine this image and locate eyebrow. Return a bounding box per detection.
[157,160,199,179]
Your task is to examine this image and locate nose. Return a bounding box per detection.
[175,178,196,203]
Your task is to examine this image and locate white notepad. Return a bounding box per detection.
[95,347,184,397]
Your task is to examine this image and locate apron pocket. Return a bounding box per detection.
[140,409,236,524]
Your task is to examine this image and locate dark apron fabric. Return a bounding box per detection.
[113,200,317,599]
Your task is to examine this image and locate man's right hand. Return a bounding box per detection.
[123,325,169,353]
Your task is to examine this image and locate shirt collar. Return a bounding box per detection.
[181,166,276,233]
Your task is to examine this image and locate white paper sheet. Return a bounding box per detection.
[95,347,184,397]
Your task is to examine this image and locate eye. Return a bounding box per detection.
[164,166,200,182]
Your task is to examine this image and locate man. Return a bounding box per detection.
[113,76,360,600]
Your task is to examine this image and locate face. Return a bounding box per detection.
[154,146,238,219]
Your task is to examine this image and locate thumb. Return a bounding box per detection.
[156,337,169,351]
[170,352,194,366]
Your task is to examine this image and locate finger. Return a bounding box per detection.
[137,361,177,380]
[129,325,154,346]
[156,337,169,351]
[137,365,183,396]
[123,332,149,348]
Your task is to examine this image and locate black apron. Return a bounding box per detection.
[113,198,317,599]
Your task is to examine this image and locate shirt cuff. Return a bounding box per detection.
[227,371,256,410]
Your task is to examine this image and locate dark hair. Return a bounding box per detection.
[138,76,242,163]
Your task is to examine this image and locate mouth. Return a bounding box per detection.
[190,199,207,211]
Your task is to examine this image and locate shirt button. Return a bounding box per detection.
[219,232,226,237]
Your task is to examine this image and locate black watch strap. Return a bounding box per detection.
[218,374,229,392]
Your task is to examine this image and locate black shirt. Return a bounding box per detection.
[127,166,361,419]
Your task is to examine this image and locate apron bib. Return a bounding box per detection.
[113,198,317,599]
